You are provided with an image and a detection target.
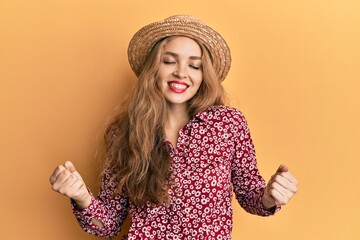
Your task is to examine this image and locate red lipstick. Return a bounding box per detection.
[168,81,189,93]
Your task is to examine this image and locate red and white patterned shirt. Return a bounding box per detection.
[71,105,280,239]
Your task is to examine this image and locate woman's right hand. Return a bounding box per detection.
[49,161,91,210]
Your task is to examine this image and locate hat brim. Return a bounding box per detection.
[128,15,231,82]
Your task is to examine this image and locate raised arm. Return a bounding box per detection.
[50,161,129,238]
[50,161,91,209]
[231,112,279,216]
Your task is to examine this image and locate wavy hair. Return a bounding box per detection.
[102,36,226,205]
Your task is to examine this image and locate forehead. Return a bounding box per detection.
[163,36,202,57]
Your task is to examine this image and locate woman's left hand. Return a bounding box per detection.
[262,164,298,210]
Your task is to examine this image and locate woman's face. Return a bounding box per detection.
[158,37,203,107]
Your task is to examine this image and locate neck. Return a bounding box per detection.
[164,103,190,147]
[166,103,189,129]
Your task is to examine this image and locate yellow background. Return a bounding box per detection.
[1,0,359,239]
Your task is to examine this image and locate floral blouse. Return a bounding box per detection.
[71,105,280,239]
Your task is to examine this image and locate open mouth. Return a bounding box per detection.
[168,81,189,93]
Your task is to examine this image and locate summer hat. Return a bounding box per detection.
[128,15,231,82]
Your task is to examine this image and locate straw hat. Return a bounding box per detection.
[128,15,231,82]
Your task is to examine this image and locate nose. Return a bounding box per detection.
[173,64,188,78]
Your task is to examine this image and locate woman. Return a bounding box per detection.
[50,15,298,239]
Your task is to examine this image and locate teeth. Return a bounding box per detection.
[169,83,187,90]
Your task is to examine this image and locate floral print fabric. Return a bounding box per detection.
[71,105,279,239]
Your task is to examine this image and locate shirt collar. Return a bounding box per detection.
[194,107,210,122]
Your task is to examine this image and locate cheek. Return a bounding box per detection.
[153,76,164,91]
[196,77,203,88]
[197,72,203,85]
[195,77,204,92]
[190,70,202,84]
[157,79,165,91]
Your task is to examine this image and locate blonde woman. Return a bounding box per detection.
[50,15,298,239]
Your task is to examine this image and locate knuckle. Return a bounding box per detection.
[280,172,288,178]
[269,189,276,196]
[274,175,282,182]
[270,182,277,189]
[56,165,65,172]
[69,174,77,181]
[61,170,71,179]
[51,184,58,192]
[58,188,65,195]
[277,198,286,205]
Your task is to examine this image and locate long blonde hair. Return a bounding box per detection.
[103,36,226,205]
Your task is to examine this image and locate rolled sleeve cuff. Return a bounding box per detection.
[70,190,100,228]
[260,203,281,216]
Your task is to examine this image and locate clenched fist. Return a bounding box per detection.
[49,161,91,210]
[262,164,298,210]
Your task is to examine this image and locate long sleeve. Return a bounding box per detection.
[71,169,129,238]
[231,111,280,216]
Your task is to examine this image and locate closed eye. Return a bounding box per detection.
[190,65,201,70]
[163,61,175,65]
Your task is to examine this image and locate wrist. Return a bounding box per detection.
[262,190,276,210]
[73,189,92,210]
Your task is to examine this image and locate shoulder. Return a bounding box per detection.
[199,105,247,124]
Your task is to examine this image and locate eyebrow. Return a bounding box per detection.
[163,51,201,60]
